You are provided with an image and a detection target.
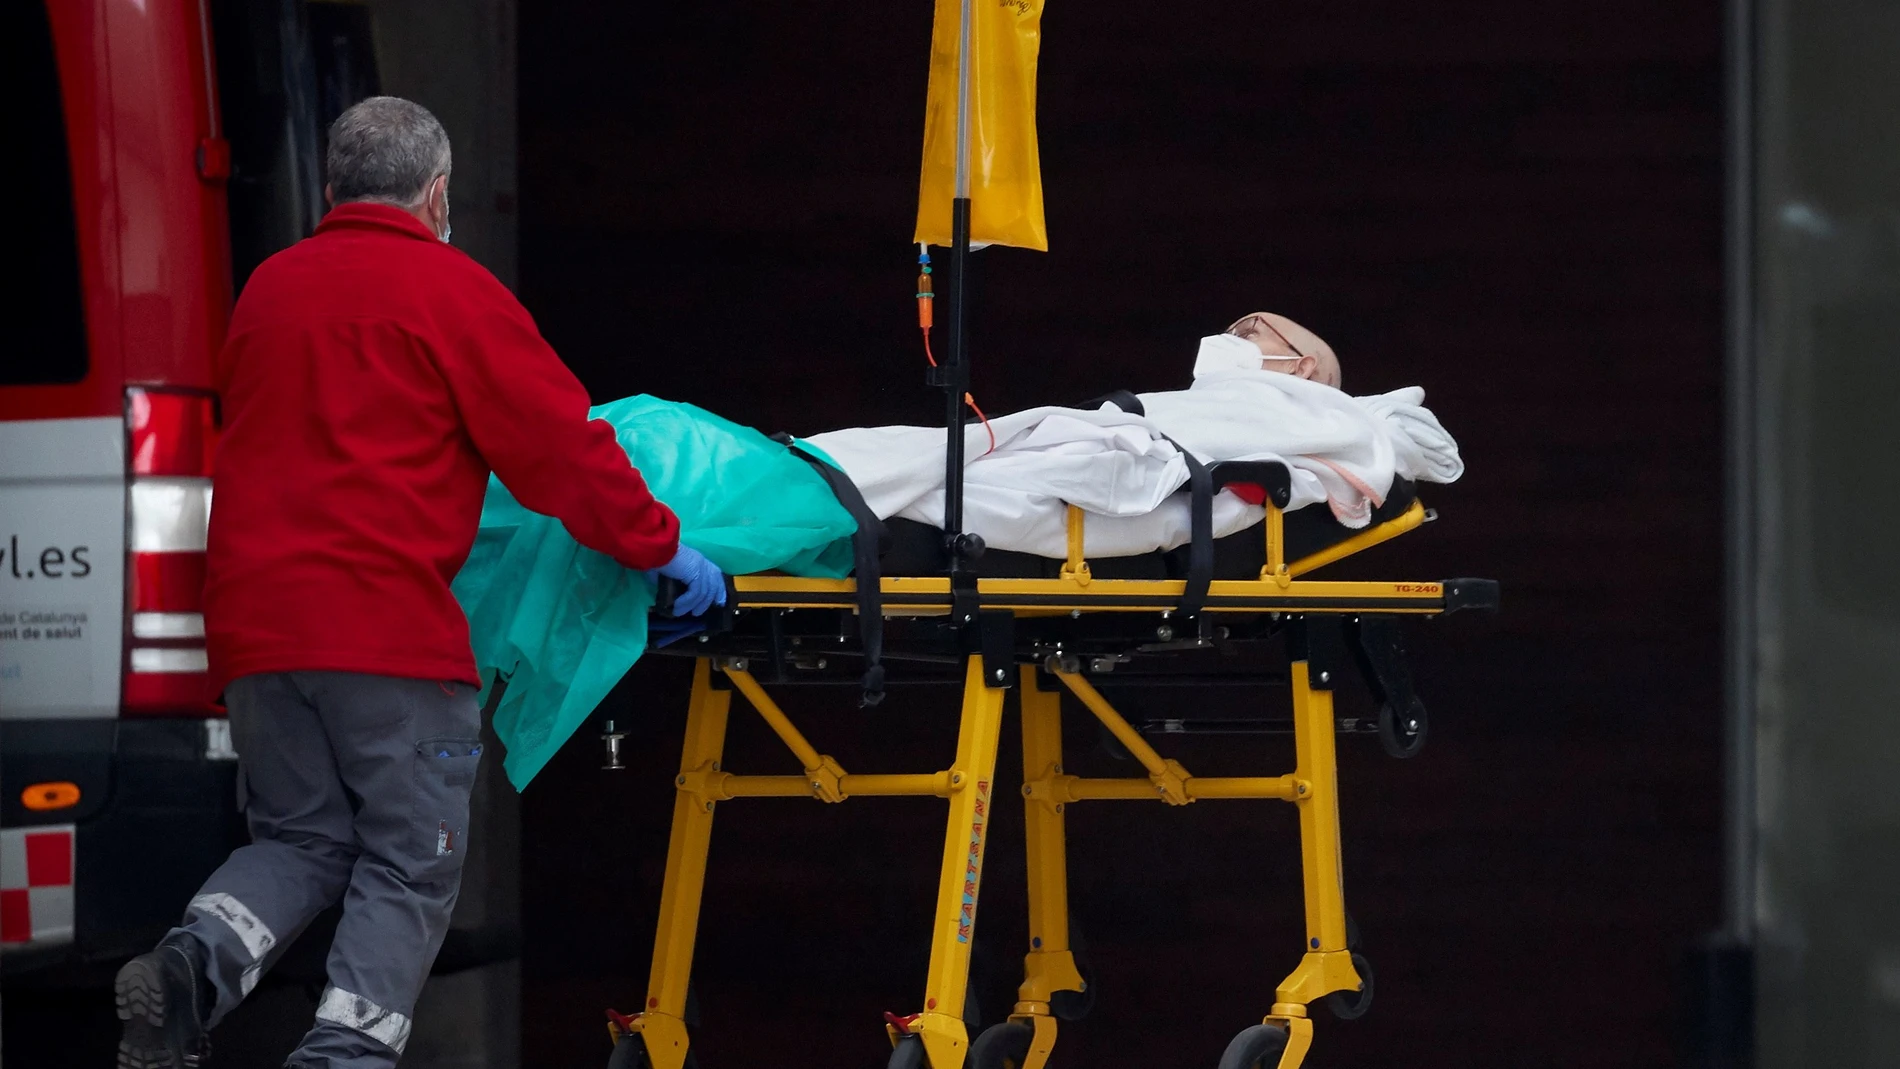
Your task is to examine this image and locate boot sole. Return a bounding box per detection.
[115,956,178,1069]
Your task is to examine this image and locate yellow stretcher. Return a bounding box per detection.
[603,460,1498,1069]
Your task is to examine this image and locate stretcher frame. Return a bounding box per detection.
[606,492,1498,1069]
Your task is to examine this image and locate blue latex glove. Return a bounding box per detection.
[652,544,726,617]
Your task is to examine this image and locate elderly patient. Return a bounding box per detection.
[806,308,1462,556]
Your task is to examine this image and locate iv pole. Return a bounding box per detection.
[938,0,978,570]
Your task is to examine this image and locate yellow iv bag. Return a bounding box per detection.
[913,0,1048,252]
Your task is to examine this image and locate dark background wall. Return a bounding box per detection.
[517,2,1725,1067]
[1748,0,1900,1063]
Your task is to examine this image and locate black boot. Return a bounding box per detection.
[115,934,213,1068]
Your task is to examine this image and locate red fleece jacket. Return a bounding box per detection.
[204,203,679,688]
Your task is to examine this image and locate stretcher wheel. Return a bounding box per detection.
[1324,952,1375,1021]
[969,1020,1034,1069]
[886,1035,926,1069]
[1377,697,1428,758]
[1215,1023,1288,1069]
[607,1033,700,1069]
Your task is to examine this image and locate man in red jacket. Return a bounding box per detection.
[116,96,725,1069]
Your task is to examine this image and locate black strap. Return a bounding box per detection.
[774,434,887,706]
[1159,434,1213,622]
[1075,389,1145,417]
[1078,390,1214,617]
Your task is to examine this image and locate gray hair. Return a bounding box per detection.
[325,96,452,208]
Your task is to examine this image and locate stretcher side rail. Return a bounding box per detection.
[723,573,1497,616]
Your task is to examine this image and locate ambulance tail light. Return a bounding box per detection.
[124,388,219,716]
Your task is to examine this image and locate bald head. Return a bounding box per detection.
[1224,312,1342,389]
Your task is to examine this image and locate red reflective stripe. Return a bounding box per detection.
[131,552,206,612]
[123,670,218,717]
[128,389,218,477]
[23,833,72,887]
[0,889,30,943]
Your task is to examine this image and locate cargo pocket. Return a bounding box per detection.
[413,737,483,882]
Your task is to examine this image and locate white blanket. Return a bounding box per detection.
[804,338,1463,560]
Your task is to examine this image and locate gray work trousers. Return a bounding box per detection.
[170,671,483,1069]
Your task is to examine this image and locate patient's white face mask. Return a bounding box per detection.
[1194,333,1285,378]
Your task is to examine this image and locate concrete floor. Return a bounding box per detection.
[2,960,518,1068]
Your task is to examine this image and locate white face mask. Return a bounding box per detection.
[437,186,452,244]
[1192,332,1310,380]
[1193,333,1274,378]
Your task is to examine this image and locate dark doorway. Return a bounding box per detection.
[518,3,1726,1067]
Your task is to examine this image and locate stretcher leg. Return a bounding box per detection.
[621,659,731,1069]
[987,665,1085,1069]
[1255,658,1361,1069]
[895,656,1007,1069]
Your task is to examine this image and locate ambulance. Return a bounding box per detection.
[2,0,375,974]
